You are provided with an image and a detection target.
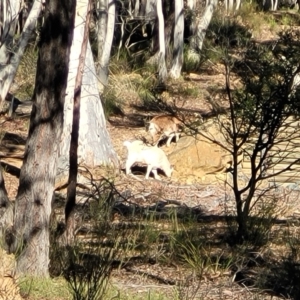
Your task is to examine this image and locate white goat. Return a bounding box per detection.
[123,140,173,179]
[148,115,183,147]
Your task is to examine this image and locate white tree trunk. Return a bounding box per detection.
[134,0,140,17]
[188,0,217,63]
[187,0,196,44]
[187,0,195,10]
[146,0,157,15]
[145,0,156,52]
[96,0,108,77]
[169,0,184,79]
[0,0,42,104]
[97,0,116,90]
[140,0,147,16]
[0,0,20,66]
[236,0,242,10]
[273,0,278,10]
[58,0,119,181]
[228,0,234,10]
[156,0,167,82]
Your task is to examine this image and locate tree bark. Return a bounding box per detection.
[0,163,11,227]
[57,0,119,184]
[188,0,218,63]
[0,0,20,68]
[97,0,116,90]
[64,0,91,246]
[169,0,184,79]
[134,0,140,17]
[0,163,14,252]
[145,0,157,54]
[0,165,9,208]
[187,0,195,9]
[157,0,167,82]
[96,0,108,80]
[13,0,76,276]
[0,0,42,105]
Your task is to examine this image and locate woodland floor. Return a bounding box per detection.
[2,19,300,300]
[1,69,300,300]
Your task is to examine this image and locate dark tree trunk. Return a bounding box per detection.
[0,165,9,208]
[0,164,12,243]
[64,0,91,246]
[13,0,76,276]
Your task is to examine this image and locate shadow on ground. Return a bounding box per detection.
[50,178,300,299]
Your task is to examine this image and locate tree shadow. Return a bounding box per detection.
[0,162,21,178]
[233,253,300,299]
[50,176,300,299]
[2,132,26,145]
[108,94,227,129]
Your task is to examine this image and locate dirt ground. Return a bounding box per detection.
[1,68,299,300]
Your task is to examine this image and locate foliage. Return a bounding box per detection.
[111,67,158,108]
[208,15,252,50]
[101,87,124,118]
[253,227,300,299]
[62,243,114,300]
[15,46,38,100]
[215,29,300,241]
[50,179,121,300]
[19,276,70,299]
[110,47,153,75]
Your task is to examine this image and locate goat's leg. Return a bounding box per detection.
[166,133,175,147]
[125,159,133,175]
[145,165,152,179]
[152,169,161,180]
[154,134,163,147]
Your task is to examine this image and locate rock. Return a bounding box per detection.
[168,128,231,184]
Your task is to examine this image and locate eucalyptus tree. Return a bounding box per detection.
[188,0,218,63]
[206,31,300,241]
[96,0,107,60]
[58,0,119,183]
[0,0,42,105]
[224,0,242,11]
[156,0,167,81]
[0,0,21,70]
[96,0,116,90]
[169,0,184,79]
[58,0,119,244]
[13,0,76,276]
[63,0,91,245]
[0,165,10,232]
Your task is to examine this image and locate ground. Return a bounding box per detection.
[1,69,299,300]
[1,14,300,299]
